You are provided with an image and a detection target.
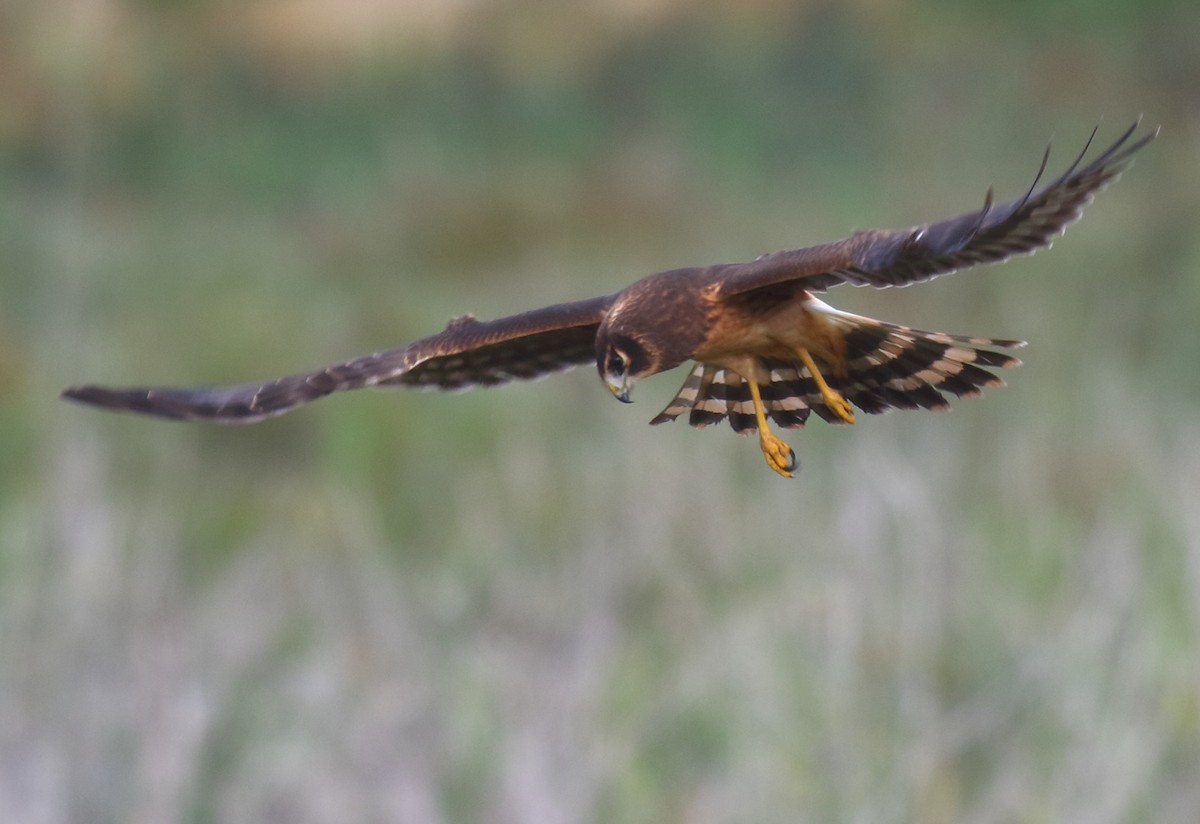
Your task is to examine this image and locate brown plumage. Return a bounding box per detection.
[62,122,1155,476]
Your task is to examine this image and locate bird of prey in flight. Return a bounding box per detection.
[63,122,1154,477]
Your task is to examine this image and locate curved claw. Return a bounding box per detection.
[825,391,856,425]
[760,432,797,478]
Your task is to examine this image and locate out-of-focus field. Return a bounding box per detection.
[3,1,1199,821]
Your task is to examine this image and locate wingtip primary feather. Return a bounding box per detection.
[62,383,136,409]
[62,383,190,420]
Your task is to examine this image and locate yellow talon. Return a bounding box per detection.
[823,389,855,424]
[797,347,855,424]
[747,379,797,478]
[759,431,797,477]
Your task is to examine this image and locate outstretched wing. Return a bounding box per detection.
[718,120,1156,296]
[62,294,616,423]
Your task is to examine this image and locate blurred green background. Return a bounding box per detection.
[4,0,1200,821]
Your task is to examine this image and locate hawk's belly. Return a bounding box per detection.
[692,296,848,383]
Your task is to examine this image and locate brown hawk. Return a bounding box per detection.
[63,122,1154,477]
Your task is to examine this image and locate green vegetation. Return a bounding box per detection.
[3,1,1199,821]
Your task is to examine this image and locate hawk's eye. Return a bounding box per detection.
[625,339,650,373]
[606,350,628,375]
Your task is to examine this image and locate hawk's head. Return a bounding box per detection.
[595,269,710,403]
[595,329,654,403]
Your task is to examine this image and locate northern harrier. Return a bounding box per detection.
[63,122,1154,476]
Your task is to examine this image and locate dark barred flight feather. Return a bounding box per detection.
[63,296,615,423]
[721,120,1156,296]
[651,320,1024,434]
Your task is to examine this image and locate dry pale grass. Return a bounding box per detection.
[4,397,1196,823]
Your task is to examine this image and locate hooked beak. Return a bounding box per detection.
[605,376,633,404]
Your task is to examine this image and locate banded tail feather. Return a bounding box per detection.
[651,313,1023,434]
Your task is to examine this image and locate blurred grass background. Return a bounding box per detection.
[3,0,1200,821]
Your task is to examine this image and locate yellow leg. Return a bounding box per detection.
[797,347,855,424]
[747,379,797,478]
